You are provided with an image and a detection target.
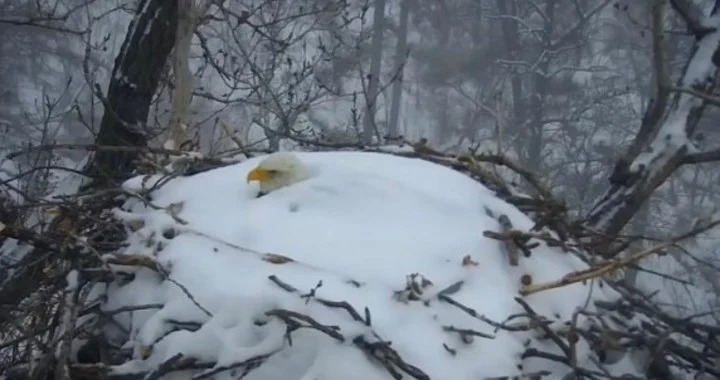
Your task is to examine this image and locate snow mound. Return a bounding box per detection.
[98,151,628,379]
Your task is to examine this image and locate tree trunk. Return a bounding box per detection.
[84,0,178,189]
[166,0,200,151]
[387,0,409,140]
[361,0,386,144]
[496,0,524,139]
[525,0,556,172]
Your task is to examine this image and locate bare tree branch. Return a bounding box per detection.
[669,0,714,37]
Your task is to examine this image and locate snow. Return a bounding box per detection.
[99,151,632,379]
[375,144,415,154]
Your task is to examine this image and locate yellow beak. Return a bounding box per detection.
[247,167,270,183]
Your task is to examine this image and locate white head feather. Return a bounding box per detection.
[246,152,311,193]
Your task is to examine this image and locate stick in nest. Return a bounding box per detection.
[520,218,720,296]
[497,214,519,266]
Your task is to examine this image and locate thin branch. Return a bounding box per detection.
[683,147,720,164]
[6,143,192,160]
[669,86,720,107]
[521,219,720,296]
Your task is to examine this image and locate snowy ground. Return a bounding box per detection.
[94,151,637,379]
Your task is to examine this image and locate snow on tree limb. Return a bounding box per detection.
[669,0,716,37]
[587,3,720,241]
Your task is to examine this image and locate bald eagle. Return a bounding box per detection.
[246,152,312,194]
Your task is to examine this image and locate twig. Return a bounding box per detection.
[669,86,720,107]
[514,297,571,359]
[521,219,720,296]
[438,293,527,332]
[6,143,193,160]
[353,335,431,380]
[442,325,495,340]
[265,309,345,342]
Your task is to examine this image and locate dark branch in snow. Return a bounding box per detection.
[353,335,431,380]
[300,280,324,303]
[266,309,345,343]
[514,297,572,359]
[483,370,552,380]
[497,214,520,266]
[441,325,495,340]
[438,293,528,332]
[95,303,165,316]
[269,275,370,325]
[66,352,272,380]
[264,275,432,378]
[314,298,369,325]
[268,274,298,292]
[191,354,273,380]
[592,286,720,378]
[521,348,606,380]
[437,280,464,296]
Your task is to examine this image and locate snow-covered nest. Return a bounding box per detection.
[93,151,637,379]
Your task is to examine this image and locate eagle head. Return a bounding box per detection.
[246,152,311,193]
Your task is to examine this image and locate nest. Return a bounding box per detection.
[0,145,718,380]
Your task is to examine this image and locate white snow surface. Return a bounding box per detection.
[100,151,629,379]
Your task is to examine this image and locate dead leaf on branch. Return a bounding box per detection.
[262,253,295,264]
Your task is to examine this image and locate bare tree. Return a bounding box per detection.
[587,0,720,242]
[191,0,359,151]
[361,0,386,144]
[387,0,409,140]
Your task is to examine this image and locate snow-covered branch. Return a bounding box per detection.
[587,3,720,238]
[669,0,716,36]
